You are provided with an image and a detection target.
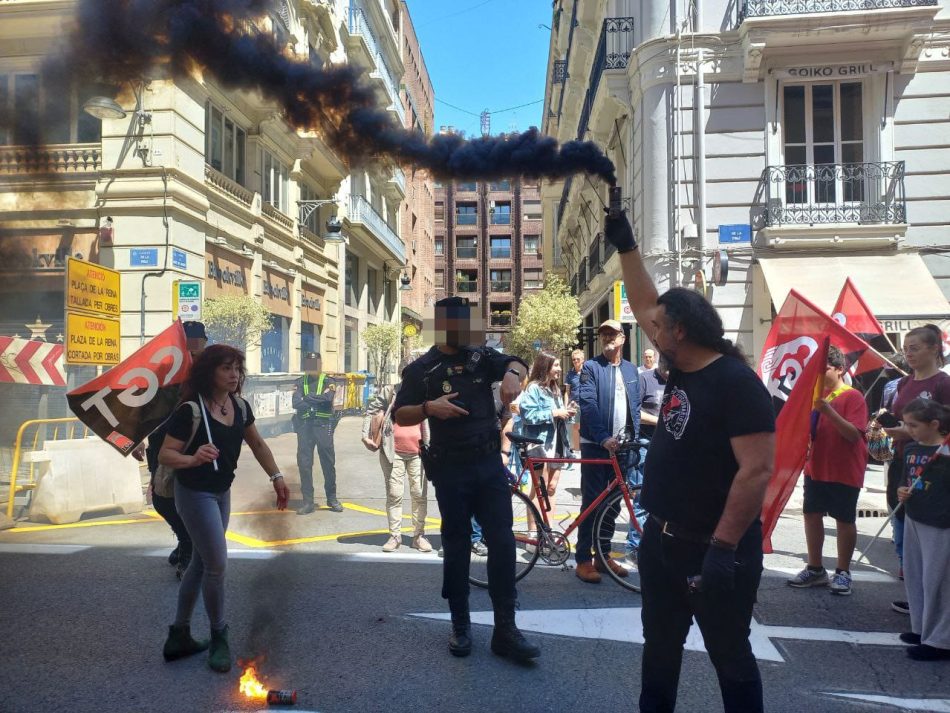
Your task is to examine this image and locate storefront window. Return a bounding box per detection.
[261,314,288,373]
[301,322,319,356]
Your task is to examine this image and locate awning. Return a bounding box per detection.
[758,253,950,318]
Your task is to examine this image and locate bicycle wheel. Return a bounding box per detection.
[593,488,642,593]
[469,487,542,588]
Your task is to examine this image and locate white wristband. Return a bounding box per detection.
[270,472,284,482]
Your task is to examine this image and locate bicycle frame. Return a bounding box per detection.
[510,447,643,545]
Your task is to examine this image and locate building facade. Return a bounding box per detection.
[542,0,950,361]
[0,0,421,378]
[434,175,544,349]
[398,1,436,353]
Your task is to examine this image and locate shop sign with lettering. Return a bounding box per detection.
[263,280,290,301]
[207,260,247,288]
[775,63,890,80]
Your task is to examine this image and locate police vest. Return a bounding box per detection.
[302,374,334,419]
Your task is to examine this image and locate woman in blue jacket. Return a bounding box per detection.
[519,351,577,532]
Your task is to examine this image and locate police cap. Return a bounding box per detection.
[182,321,207,340]
[435,296,470,318]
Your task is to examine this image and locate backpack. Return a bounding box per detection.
[152,398,248,497]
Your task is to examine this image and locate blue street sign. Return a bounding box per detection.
[718,224,752,244]
[172,248,187,270]
[130,248,159,267]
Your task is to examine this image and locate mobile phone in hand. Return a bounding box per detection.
[875,410,900,428]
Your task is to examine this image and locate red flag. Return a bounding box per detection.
[831,278,895,371]
[762,337,830,554]
[758,289,887,414]
[67,321,192,455]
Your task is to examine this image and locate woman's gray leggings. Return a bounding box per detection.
[173,481,230,631]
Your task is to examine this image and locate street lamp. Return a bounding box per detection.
[82,96,127,120]
[298,199,345,243]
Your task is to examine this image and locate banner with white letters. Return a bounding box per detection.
[67,321,192,455]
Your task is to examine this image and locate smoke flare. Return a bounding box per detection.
[33,0,615,184]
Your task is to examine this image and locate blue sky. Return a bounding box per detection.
[404,0,553,137]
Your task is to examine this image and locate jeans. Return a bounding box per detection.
[297,418,337,503]
[576,443,617,564]
[152,490,192,563]
[639,518,764,713]
[429,453,516,607]
[174,482,231,631]
[471,517,483,544]
[625,446,648,551]
[894,515,905,566]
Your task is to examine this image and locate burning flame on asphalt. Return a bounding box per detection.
[239,665,267,700]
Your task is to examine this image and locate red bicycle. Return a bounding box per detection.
[469,433,645,592]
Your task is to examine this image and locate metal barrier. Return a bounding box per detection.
[5,417,91,518]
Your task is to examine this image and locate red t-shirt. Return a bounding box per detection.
[805,388,869,488]
[393,423,422,455]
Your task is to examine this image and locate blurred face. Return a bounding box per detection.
[904,414,940,443]
[650,306,680,364]
[643,350,656,369]
[571,354,584,371]
[824,363,844,390]
[214,359,242,393]
[599,329,625,358]
[903,334,939,373]
[429,307,484,348]
[186,337,207,359]
[303,357,322,375]
[548,361,562,382]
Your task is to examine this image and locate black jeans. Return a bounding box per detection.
[576,443,617,564]
[152,491,192,563]
[639,518,764,713]
[430,452,516,608]
[296,418,337,503]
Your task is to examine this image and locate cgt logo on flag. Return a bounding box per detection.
[67,321,192,455]
[761,336,819,402]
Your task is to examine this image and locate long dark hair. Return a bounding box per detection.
[180,344,246,402]
[528,350,559,391]
[906,324,946,367]
[656,287,746,361]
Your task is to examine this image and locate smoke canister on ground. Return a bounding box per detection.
[266,689,297,705]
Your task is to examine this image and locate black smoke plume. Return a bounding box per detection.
[33,0,615,184]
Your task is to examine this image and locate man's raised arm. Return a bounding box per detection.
[605,213,660,329]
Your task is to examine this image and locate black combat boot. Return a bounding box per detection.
[448,598,472,657]
[490,601,540,662]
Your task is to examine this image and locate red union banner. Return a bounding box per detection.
[758,289,886,414]
[762,336,830,554]
[0,337,67,386]
[67,321,192,455]
[832,277,896,372]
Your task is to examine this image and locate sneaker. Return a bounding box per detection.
[471,540,488,557]
[900,632,921,645]
[829,570,852,596]
[412,535,433,553]
[326,499,344,513]
[296,501,316,516]
[382,535,400,552]
[787,567,829,588]
[892,600,910,615]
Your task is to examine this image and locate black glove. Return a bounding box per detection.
[700,544,736,593]
[604,212,637,253]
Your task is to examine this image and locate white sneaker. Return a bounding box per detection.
[382,535,401,552]
[412,535,433,553]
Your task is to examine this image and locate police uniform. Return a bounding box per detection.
[394,342,539,660]
[293,364,341,511]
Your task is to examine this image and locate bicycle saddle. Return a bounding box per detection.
[506,433,544,446]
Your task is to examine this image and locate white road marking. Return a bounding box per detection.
[343,551,442,564]
[142,548,279,559]
[0,543,90,555]
[822,693,950,711]
[410,607,906,664]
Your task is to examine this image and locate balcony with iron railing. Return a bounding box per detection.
[349,193,405,262]
[578,17,634,141]
[738,0,937,23]
[346,5,406,123]
[758,161,906,228]
[205,163,256,209]
[588,237,603,278]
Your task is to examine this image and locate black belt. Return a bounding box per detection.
[650,515,711,545]
[428,439,499,461]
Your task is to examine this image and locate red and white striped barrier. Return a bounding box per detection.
[0,337,67,386]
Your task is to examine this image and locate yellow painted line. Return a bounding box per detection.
[8,517,162,533]
[342,501,441,525]
[225,525,423,548]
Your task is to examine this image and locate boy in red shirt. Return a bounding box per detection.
[788,346,869,596]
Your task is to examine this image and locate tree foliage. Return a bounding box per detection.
[508,274,582,362]
[202,295,273,351]
[363,322,402,384]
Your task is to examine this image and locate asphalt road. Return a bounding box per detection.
[0,417,946,713]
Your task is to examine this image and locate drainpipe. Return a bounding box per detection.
[694,0,709,253]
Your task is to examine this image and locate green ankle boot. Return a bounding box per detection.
[208,626,231,673]
[162,624,209,662]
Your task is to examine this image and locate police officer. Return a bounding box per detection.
[293,352,343,514]
[393,297,540,661]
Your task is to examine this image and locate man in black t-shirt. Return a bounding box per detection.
[605,213,775,713]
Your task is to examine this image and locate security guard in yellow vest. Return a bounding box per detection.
[293,352,343,514]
